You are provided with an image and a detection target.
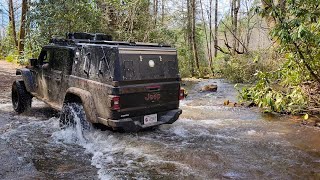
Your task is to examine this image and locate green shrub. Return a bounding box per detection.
[216,50,279,83]
[244,0,320,114]
[5,53,18,63]
[239,62,308,114]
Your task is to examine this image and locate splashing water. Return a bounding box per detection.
[52,104,196,179]
[1,79,319,179]
[54,104,88,145]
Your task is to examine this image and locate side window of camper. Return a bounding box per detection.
[51,49,67,71]
[123,60,134,80]
[167,60,178,77]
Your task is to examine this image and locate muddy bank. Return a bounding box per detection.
[0,61,22,104]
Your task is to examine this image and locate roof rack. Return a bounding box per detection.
[49,32,171,48]
[49,38,75,46]
[67,32,113,41]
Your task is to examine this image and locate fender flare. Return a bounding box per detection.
[16,68,35,93]
[64,87,98,123]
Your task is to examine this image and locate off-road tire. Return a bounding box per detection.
[59,102,91,130]
[11,81,32,113]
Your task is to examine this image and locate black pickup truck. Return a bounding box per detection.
[12,32,184,131]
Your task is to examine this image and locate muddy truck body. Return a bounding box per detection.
[12,33,184,131]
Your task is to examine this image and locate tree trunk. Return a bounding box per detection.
[187,0,194,76]
[199,0,211,71]
[230,0,234,53]
[209,0,213,66]
[232,0,240,55]
[161,0,165,25]
[8,0,17,48]
[153,0,158,25]
[191,0,199,72]
[18,0,28,54]
[214,0,218,58]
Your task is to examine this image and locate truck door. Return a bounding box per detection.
[41,48,66,103]
[36,49,52,100]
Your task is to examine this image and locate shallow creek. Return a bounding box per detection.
[0,79,319,179]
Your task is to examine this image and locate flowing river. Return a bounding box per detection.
[0,79,319,179]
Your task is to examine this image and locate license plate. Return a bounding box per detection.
[144,114,157,125]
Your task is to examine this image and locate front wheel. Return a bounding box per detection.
[59,102,91,130]
[11,81,32,113]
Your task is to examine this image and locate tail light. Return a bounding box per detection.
[111,96,120,110]
[179,89,185,100]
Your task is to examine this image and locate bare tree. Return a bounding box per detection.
[18,0,28,53]
[208,0,213,65]
[191,0,200,71]
[187,0,194,75]
[8,0,17,48]
[161,0,165,25]
[200,0,212,72]
[231,0,240,54]
[243,0,257,51]
[214,0,218,58]
[153,0,158,25]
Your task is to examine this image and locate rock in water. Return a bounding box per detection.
[315,119,320,128]
[244,102,255,108]
[203,75,210,79]
[184,91,188,98]
[201,84,218,92]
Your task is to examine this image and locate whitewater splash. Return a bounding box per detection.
[1,78,319,179]
[51,106,204,179]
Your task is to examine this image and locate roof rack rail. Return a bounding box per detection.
[67,32,113,41]
[73,40,171,47]
[134,42,171,47]
[49,38,75,46]
[49,32,172,47]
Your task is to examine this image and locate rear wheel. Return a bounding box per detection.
[59,102,91,130]
[11,81,32,113]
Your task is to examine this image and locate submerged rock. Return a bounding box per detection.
[201,84,218,92]
[315,120,320,128]
[223,100,241,107]
[203,75,211,79]
[224,100,254,108]
[244,102,255,108]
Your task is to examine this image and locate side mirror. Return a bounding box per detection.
[29,58,38,67]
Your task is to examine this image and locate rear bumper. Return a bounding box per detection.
[98,109,182,132]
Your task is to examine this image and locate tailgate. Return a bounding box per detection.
[117,82,180,118]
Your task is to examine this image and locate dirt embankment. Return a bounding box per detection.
[0,60,22,104]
